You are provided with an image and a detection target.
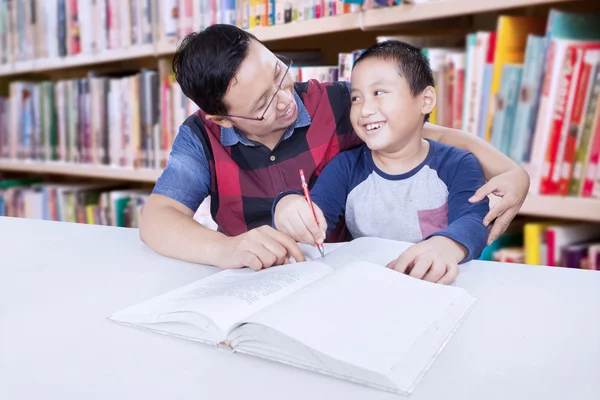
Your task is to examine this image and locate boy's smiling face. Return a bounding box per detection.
[349,57,436,153]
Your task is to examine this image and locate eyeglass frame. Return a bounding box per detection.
[222,54,294,121]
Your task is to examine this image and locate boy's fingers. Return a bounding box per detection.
[393,250,416,274]
[408,256,432,280]
[298,205,324,244]
[314,205,328,241]
[423,259,445,283]
[294,211,318,245]
[437,263,459,285]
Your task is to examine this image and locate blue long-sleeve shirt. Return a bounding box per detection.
[275,139,490,263]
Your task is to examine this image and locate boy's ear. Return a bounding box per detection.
[205,114,234,129]
[421,86,436,115]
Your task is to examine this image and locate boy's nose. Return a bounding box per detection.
[360,104,376,117]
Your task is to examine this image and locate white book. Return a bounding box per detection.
[109,237,477,396]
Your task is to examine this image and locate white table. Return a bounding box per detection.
[1,216,599,400]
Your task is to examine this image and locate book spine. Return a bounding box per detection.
[558,50,595,195]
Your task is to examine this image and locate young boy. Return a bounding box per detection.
[272,40,489,285]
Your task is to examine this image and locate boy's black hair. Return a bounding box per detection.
[353,40,435,122]
[172,24,260,116]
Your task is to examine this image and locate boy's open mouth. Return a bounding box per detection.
[364,122,386,133]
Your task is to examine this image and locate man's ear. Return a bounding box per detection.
[205,114,234,129]
[421,86,436,115]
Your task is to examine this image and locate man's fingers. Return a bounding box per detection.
[437,263,459,285]
[422,259,446,283]
[487,211,513,245]
[408,256,432,280]
[469,180,495,203]
[483,198,510,227]
[263,227,306,263]
[260,235,290,266]
[248,243,277,269]
[240,252,264,271]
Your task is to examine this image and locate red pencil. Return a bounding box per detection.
[298,169,325,258]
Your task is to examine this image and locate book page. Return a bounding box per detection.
[320,236,415,269]
[240,261,475,392]
[109,262,333,343]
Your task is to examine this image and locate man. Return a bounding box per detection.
[139,24,530,271]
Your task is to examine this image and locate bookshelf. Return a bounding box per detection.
[0,0,583,77]
[490,194,600,222]
[0,160,161,183]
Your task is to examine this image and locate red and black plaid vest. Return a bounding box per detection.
[185,80,362,240]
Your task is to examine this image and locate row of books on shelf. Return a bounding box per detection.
[484,219,600,271]
[0,175,218,229]
[338,9,600,199]
[0,177,149,228]
[0,0,428,65]
[0,57,346,168]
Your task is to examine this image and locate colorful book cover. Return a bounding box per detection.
[559,49,599,195]
[491,64,523,155]
[483,15,546,142]
[511,35,546,164]
[462,33,476,132]
[569,56,600,195]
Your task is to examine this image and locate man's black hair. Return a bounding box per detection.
[353,40,435,122]
[172,24,260,116]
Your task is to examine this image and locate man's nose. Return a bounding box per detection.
[276,89,293,111]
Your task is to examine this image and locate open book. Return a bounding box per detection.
[109,237,477,396]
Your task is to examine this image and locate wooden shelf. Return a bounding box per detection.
[0,0,579,77]
[361,0,570,29]
[490,194,600,222]
[0,160,161,183]
[0,44,156,77]
[1,160,599,221]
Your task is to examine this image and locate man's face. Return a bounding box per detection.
[220,40,298,139]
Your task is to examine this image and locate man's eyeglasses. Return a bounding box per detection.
[224,54,293,121]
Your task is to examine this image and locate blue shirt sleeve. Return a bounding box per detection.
[426,153,489,263]
[271,150,355,236]
[151,124,211,212]
[310,151,357,237]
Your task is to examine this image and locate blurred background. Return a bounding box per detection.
[0,0,599,269]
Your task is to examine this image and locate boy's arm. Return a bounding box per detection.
[425,153,490,263]
[273,152,353,242]
[422,123,529,243]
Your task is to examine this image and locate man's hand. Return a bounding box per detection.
[386,236,466,285]
[273,194,327,246]
[215,225,306,271]
[468,167,530,245]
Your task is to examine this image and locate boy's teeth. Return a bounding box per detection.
[366,123,382,131]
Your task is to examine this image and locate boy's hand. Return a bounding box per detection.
[274,194,328,246]
[386,236,467,285]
